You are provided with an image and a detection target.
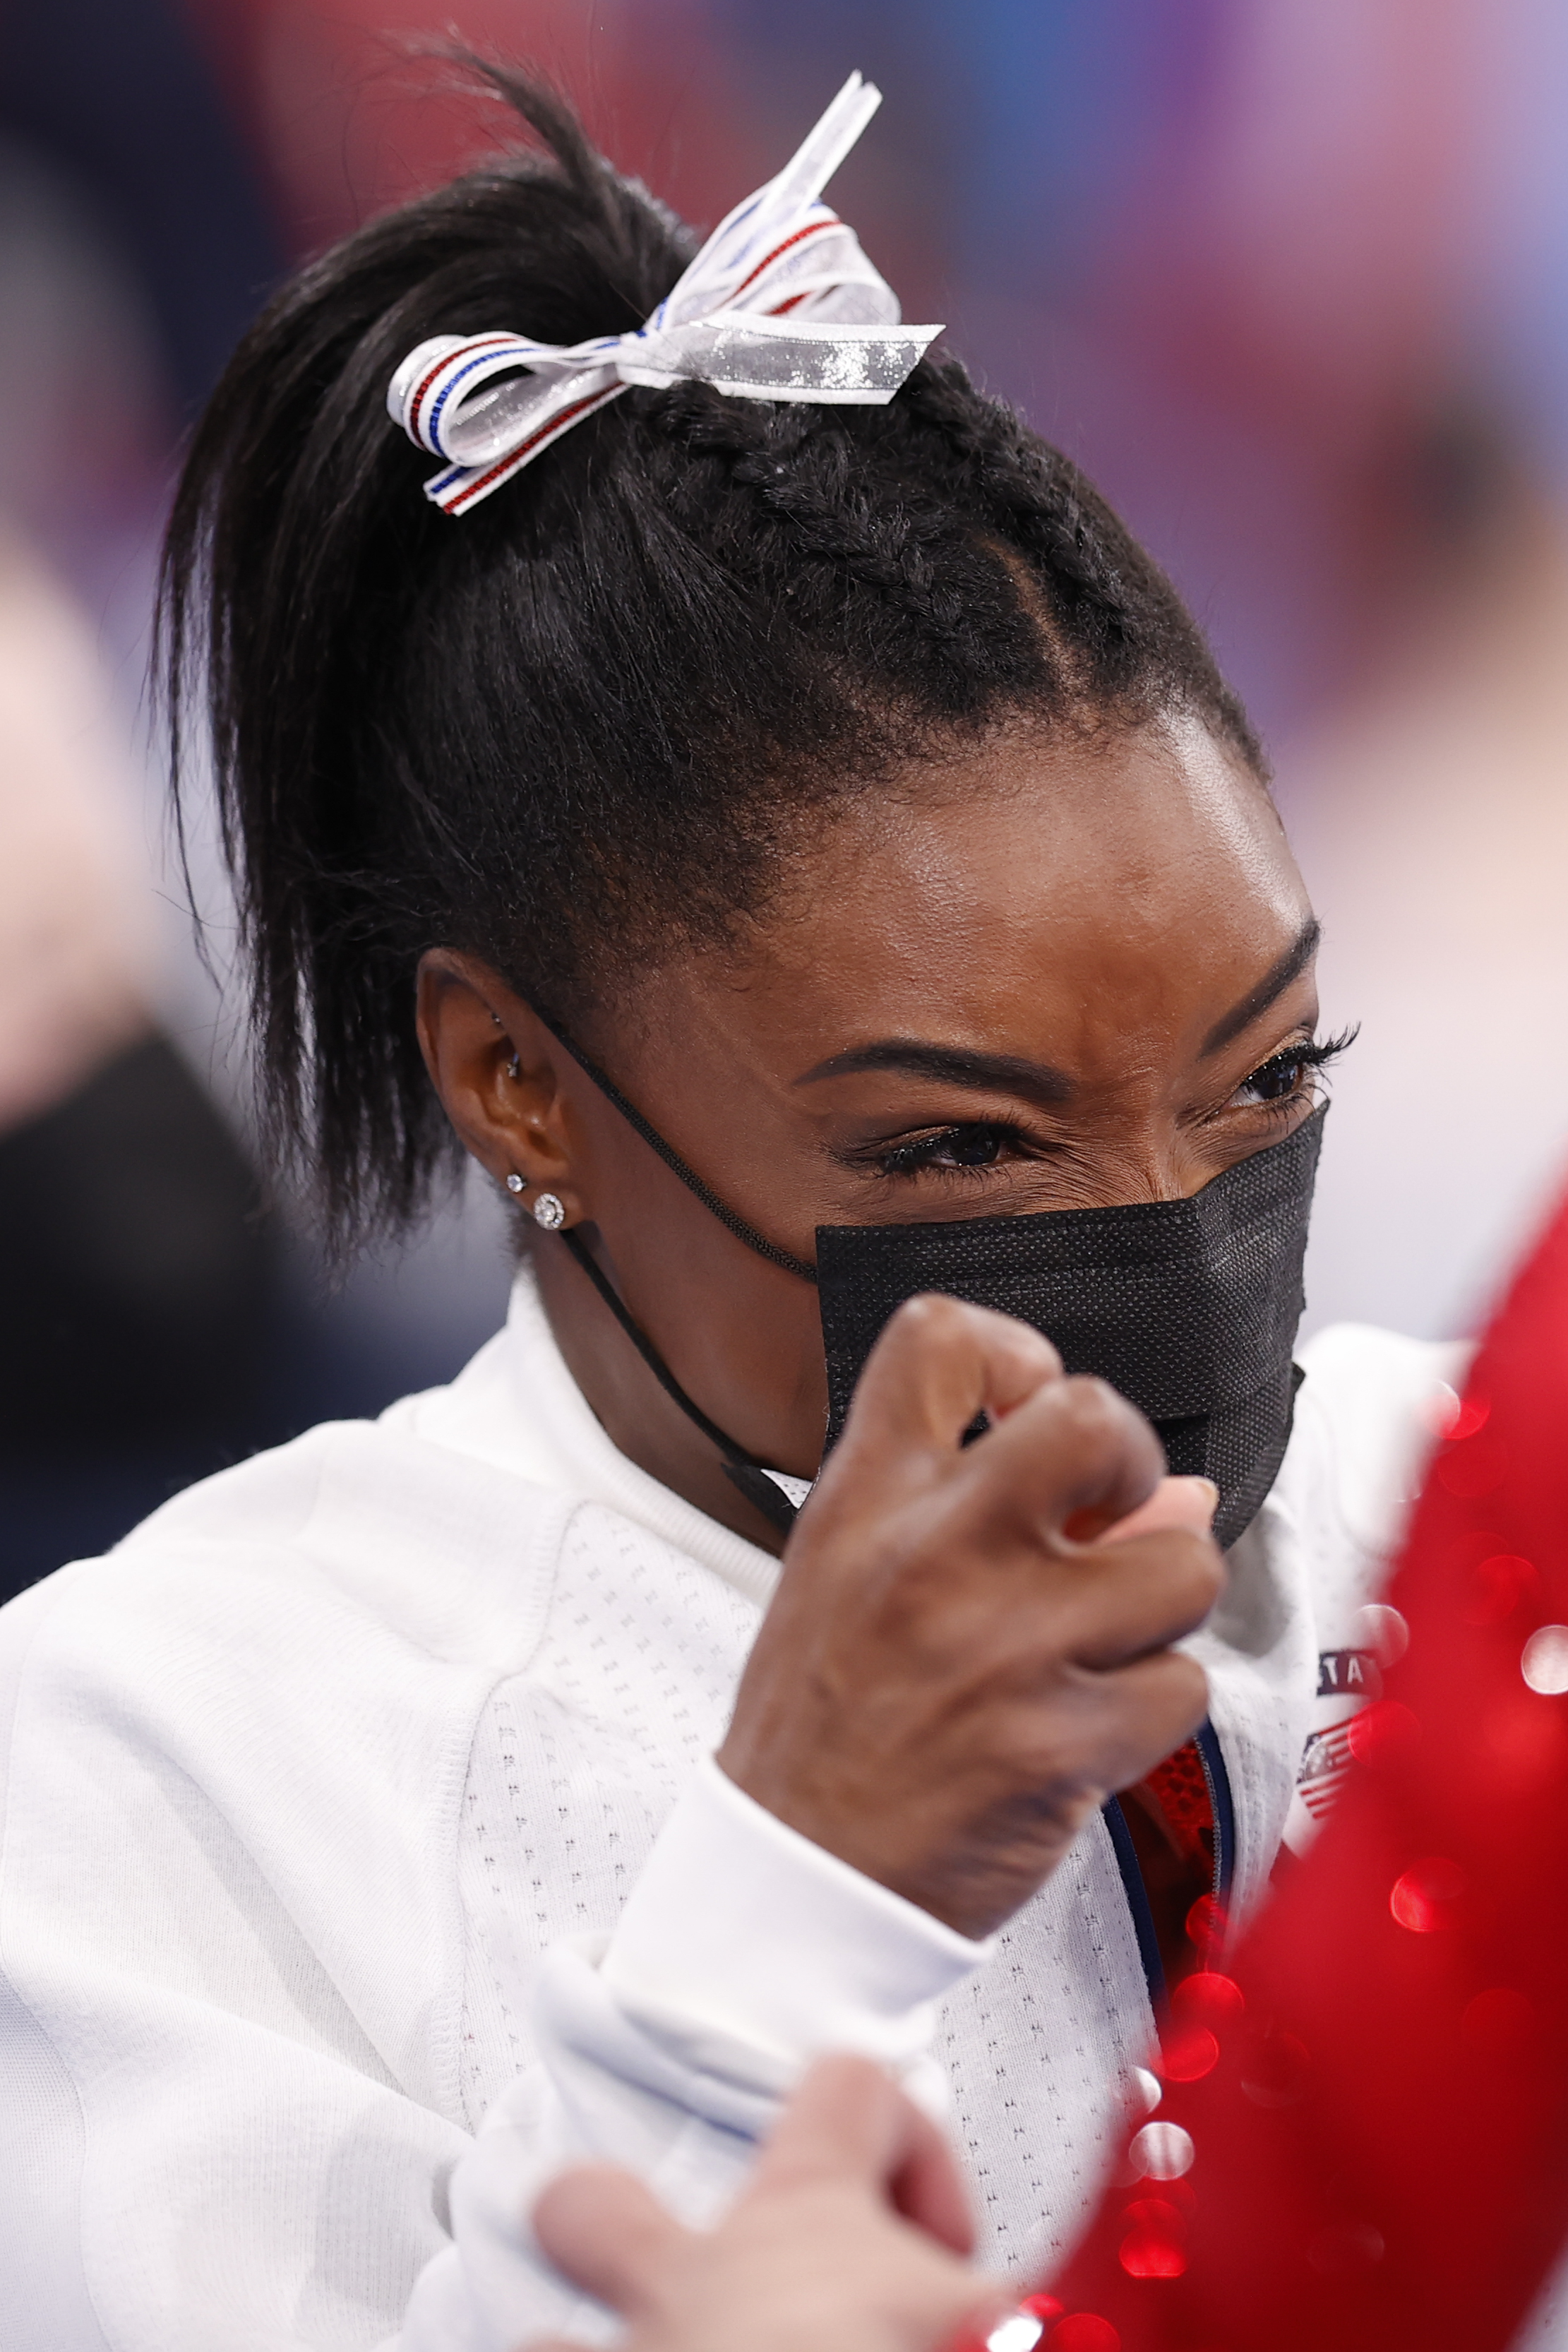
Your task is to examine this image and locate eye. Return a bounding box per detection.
[877,1121,1024,1177]
[1233,1026,1358,1110]
[1238,1050,1311,1104]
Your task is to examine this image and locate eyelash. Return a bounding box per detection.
[873,1123,1033,1179]
[869,1027,1359,1181]
[1233,1025,1358,1111]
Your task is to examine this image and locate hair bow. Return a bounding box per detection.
[387,73,942,516]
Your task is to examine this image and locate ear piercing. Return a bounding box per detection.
[504,1174,568,1230]
[489,1012,520,1077]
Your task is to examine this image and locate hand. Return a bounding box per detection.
[526,2053,1007,2352]
[718,1296,1223,1938]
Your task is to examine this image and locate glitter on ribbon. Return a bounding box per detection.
[386,73,942,515]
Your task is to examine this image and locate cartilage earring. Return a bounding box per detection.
[506,1054,521,1080]
[531,1191,567,1231]
[505,1173,525,1195]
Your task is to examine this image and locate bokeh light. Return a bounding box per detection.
[1129,2121,1196,2180]
[1171,1971,1247,2026]
[1350,1603,1411,1666]
[983,2312,1046,2352]
[1239,2027,1313,2108]
[1389,1855,1466,1930]
[1461,1985,1538,2055]
[1158,2025,1219,2083]
[1463,1553,1540,1625]
[1118,2228,1187,2279]
[1346,1699,1422,1766]
[1129,2064,1162,2114]
[1050,2317,1120,2352]
[1521,1623,1568,1693]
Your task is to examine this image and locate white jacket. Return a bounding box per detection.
[0,1271,1454,2350]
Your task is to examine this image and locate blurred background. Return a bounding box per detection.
[2,0,1567,1596]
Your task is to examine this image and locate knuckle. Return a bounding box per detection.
[1051,1375,1128,1449]
[1107,1654,1210,1762]
[867,1292,974,1374]
[890,1291,971,1341]
[1067,1373,1125,1421]
[1106,1524,1224,1610]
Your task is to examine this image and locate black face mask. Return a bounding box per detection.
[537,1017,1324,1550]
[816,1104,1324,1550]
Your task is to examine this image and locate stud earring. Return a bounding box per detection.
[506,1054,521,1080]
[531,1192,567,1231]
[505,1173,525,1195]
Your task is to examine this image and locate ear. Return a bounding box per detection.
[416,949,582,1221]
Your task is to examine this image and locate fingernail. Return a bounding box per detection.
[1176,1476,1219,1524]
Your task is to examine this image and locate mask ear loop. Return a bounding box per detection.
[522,1003,810,1535]
[558,1230,801,1536]
[532,1008,818,1285]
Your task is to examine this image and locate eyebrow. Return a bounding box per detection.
[795,1038,1073,1109]
[795,918,1322,1102]
[1199,917,1322,1058]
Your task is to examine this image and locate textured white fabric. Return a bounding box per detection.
[599,1757,990,2110]
[0,1270,1459,2349]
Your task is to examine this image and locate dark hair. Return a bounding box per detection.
[161,63,1264,1248]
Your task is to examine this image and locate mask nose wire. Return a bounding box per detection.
[527,1005,810,1537]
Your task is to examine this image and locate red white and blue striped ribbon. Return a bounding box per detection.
[387,73,942,517]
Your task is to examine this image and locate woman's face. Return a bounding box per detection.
[423,714,1324,1545]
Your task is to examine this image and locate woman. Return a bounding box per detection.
[522,1173,1568,2352]
[0,67,1453,2351]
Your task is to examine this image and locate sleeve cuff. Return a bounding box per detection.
[596,1755,992,2097]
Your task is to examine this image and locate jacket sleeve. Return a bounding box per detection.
[395,1757,990,2350]
[0,1556,985,2352]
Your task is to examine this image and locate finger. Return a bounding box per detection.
[1046,1526,1225,1669]
[531,2164,690,2315]
[961,1372,1167,1544]
[885,2101,977,2258]
[836,1295,1064,1463]
[1092,1648,1213,1791]
[750,2056,974,2256]
[1011,1647,1212,1798]
[1101,1474,1219,1544]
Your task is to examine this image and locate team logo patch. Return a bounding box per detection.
[1295,1720,1357,1824]
[1317,1647,1382,1700]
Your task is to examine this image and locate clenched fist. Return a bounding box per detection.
[718,1295,1224,1940]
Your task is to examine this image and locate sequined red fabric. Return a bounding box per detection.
[1123,1741,1221,1995]
[1041,1185,1568,2351]
[1137,1745,1214,1866]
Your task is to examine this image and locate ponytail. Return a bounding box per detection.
[161,59,1261,1248]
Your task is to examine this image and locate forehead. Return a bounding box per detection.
[738,718,1311,1049]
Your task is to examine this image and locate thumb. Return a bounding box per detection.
[750,2055,975,2257]
[1101,1473,1219,1544]
[532,2163,691,2315]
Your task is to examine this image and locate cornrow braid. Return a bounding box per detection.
[650,391,1012,690]
[162,58,1265,1248]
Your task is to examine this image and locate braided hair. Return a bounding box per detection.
[162,62,1264,1247]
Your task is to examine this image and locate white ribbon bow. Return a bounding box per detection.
[387,72,942,516]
